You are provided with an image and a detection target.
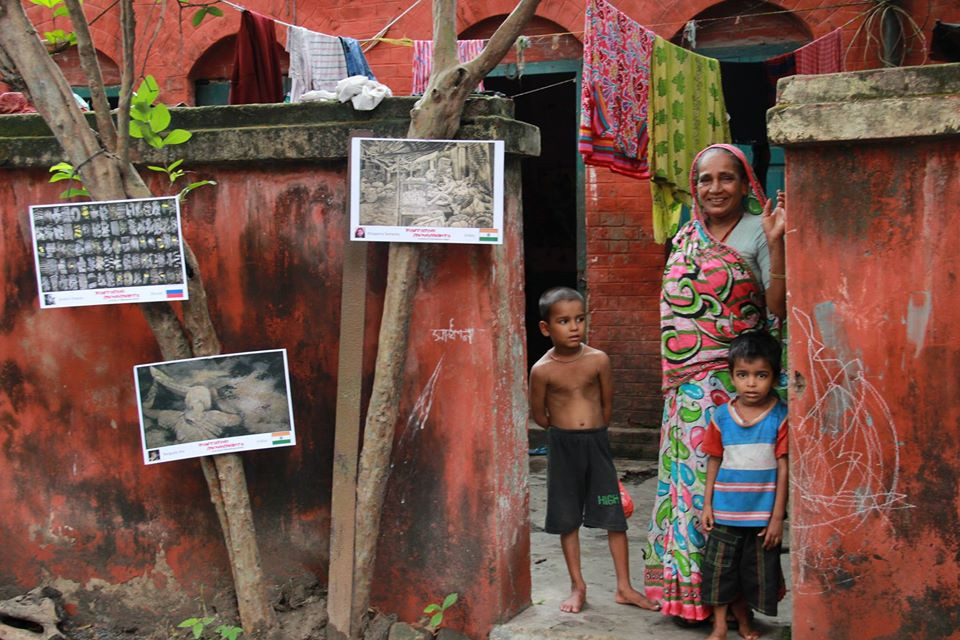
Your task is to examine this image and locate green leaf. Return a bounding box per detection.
[128,119,145,139]
[423,604,441,614]
[60,187,90,199]
[206,5,223,16]
[201,618,215,625]
[136,75,159,104]
[441,593,459,609]
[429,613,443,628]
[191,622,203,640]
[162,129,192,146]
[52,5,69,17]
[167,158,184,171]
[49,161,73,172]
[179,179,216,201]
[191,7,207,26]
[49,172,74,183]
[178,618,200,628]
[149,102,171,132]
[146,165,167,172]
[216,625,243,640]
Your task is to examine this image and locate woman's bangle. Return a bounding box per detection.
[770,272,786,280]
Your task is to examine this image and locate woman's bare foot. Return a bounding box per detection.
[737,627,761,640]
[559,586,586,613]
[614,587,661,611]
[707,622,729,640]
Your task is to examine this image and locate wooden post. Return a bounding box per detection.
[327,130,371,640]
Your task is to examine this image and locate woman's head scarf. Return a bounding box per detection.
[688,143,767,225]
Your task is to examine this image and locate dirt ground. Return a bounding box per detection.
[490,456,792,640]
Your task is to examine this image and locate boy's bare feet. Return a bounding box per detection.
[614,586,661,611]
[559,586,586,613]
[736,626,761,640]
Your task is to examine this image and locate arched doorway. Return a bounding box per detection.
[673,0,812,195]
[189,35,290,105]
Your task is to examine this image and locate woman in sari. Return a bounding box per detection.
[643,144,786,623]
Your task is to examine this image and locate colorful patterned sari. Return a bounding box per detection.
[644,144,771,621]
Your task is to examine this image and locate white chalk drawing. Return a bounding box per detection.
[431,319,476,345]
[391,356,445,505]
[790,308,912,593]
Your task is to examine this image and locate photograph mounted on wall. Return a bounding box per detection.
[350,137,505,244]
[29,195,188,309]
[134,349,296,464]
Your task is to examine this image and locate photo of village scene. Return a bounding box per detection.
[134,349,295,464]
[350,138,504,244]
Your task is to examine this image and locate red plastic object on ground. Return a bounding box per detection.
[619,480,634,518]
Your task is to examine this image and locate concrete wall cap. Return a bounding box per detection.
[0,96,540,169]
[768,63,960,146]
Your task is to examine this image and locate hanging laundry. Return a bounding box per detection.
[0,92,36,114]
[794,28,842,75]
[764,51,796,105]
[578,0,655,179]
[230,10,284,105]
[340,37,377,80]
[930,20,960,62]
[411,39,486,94]
[286,26,348,102]
[647,37,730,243]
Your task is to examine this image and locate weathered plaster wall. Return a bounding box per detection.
[0,98,537,638]
[770,63,960,640]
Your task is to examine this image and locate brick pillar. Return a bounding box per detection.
[768,63,960,638]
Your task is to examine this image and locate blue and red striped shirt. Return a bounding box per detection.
[703,398,788,527]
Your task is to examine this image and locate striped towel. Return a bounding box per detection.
[286,25,348,101]
[411,39,486,94]
[795,28,842,74]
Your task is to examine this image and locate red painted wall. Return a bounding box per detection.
[0,148,530,637]
[785,141,960,639]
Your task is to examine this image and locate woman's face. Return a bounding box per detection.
[695,150,748,221]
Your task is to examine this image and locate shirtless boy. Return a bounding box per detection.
[529,286,661,614]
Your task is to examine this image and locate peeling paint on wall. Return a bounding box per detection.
[905,291,932,358]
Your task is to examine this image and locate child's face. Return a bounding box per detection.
[731,357,775,406]
[539,299,586,350]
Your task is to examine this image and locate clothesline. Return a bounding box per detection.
[205,0,874,50]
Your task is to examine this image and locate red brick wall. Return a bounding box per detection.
[583,167,663,429]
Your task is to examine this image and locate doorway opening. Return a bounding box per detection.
[485,62,582,369]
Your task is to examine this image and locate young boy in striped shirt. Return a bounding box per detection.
[702,331,788,640]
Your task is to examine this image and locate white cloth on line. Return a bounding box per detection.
[286,25,348,102]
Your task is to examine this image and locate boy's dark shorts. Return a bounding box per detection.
[545,426,627,534]
[701,524,784,616]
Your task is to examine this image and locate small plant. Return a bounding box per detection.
[129,75,193,149]
[49,161,89,199]
[422,592,458,633]
[146,158,216,201]
[177,616,243,640]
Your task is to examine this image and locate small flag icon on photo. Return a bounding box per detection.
[479,228,498,243]
[166,289,184,299]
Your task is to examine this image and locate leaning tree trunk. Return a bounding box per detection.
[0,0,276,634]
[348,0,541,635]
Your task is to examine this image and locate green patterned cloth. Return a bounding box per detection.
[648,37,730,243]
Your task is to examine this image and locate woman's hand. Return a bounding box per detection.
[761,189,786,243]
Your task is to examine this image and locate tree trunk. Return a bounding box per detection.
[348,0,541,636]
[0,1,276,634]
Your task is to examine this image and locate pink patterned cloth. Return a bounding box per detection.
[795,28,842,75]
[0,92,36,114]
[578,0,654,178]
[411,39,486,94]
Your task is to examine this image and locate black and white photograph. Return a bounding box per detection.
[29,196,188,309]
[350,137,504,244]
[133,349,296,464]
